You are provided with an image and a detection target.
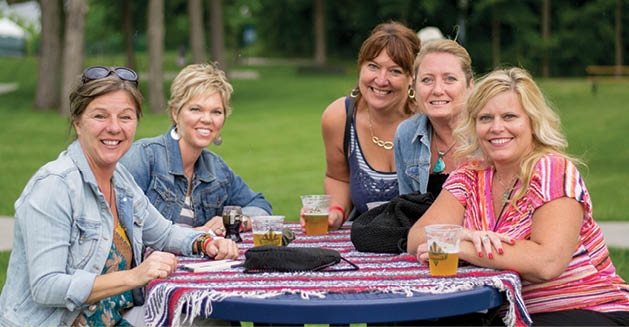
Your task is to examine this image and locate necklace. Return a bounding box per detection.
[432,130,455,173]
[108,179,115,211]
[496,173,516,206]
[367,107,394,150]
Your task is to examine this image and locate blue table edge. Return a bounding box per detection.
[202,285,504,324]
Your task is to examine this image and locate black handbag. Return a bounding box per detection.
[243,246,359,273]
[351,191,434,253]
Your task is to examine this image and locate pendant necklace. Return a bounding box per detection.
[367,107,394,150]
[496,172,516,207]
[432,130,455,173]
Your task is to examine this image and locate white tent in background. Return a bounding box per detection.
[0,17,25,39]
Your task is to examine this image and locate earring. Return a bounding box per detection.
[170,126,181,140]
[350,87,360,98]
[407,86,416,99]
[213,135,223,146]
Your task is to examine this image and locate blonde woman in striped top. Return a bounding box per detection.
[408,67,629,325]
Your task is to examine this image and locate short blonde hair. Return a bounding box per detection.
[168,62,233,125]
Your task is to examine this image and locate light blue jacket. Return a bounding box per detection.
[120,128,271,225]
[394,114,433,195]
[0,141,203,326]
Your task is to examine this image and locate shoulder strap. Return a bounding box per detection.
[343,96,356,160]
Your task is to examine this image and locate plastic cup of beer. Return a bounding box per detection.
[251,215,284,247]
[300,195,331,235]
[424,224,462,276]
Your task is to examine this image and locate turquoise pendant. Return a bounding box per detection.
[433,157,445,173]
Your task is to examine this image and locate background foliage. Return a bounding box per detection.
[75,0,628,76]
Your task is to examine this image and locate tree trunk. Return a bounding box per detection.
[189,0,205,64]
[35,0,62,111]
[147,0,165,114]
[615,0,623,77]
[60,0,88,117]
[541,0,550,77]
[457,0,469,46]
[313,0,326,66]
[123,0,136,70]
[491,5,501,69]
[208,0,227,72]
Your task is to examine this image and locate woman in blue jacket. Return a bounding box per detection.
[121,63,271,236]
[0,66,238,326]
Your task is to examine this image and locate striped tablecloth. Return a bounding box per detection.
[144,223,531,326]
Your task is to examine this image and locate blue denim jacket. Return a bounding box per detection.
[0,141,203,326]
[394,114,433,195]
[120,128,271,226]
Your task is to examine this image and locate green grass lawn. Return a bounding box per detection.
[0,56,628,288]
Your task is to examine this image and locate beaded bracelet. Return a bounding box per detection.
[194,234,214,256]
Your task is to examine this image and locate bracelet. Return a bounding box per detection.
[330,206,346,222]
[202,237,214,257]
[194,234,214,256]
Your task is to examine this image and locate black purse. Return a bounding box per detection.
[243,246,359,273]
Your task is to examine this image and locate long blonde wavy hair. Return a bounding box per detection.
[453,67,581,204]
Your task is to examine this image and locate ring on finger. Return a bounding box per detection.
[481,234,489,241]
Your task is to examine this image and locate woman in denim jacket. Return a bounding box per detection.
[121,63,271,236]
[394,39,474,197]
[0,66,238,326]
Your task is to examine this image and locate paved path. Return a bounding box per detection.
[0,82,18,94]
[1,216,628,251]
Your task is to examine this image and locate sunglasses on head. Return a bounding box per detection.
[82,66,139,85]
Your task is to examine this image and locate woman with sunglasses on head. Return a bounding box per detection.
[407,67,629,325]
[0,66,239,326]
[121,62,271,237]
[309,21,420,231]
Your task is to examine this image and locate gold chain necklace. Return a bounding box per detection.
[367,107,394,150]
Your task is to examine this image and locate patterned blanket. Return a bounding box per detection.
[144,224,531,326]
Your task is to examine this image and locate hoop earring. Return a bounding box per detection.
[213,135,223,146]
[170,127,181,140]
[407,86,416,99]
[350,87,360,98]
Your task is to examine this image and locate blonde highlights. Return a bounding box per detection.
[454,67,579,203]
[168,62,233,126]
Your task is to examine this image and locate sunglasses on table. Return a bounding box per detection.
[82,66,139,85]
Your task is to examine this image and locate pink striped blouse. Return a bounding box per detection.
[444,153,629,314]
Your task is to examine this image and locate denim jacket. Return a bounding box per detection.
[394,114,433,195]
[0,141,203,327]
[120,128,271,226]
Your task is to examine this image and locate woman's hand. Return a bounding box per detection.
[204,238,239,260]
[460,229,514,259]
[196,216,225,236]
[414,243,430,265]
[328,210,344,230]
[299,207,344,232]
[133,251,178,284]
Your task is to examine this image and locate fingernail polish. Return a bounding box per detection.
[498,248,504,255]
[478,252,483,257]
[488,253,494,259]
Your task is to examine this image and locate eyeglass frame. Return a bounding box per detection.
[81,66,139,86]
